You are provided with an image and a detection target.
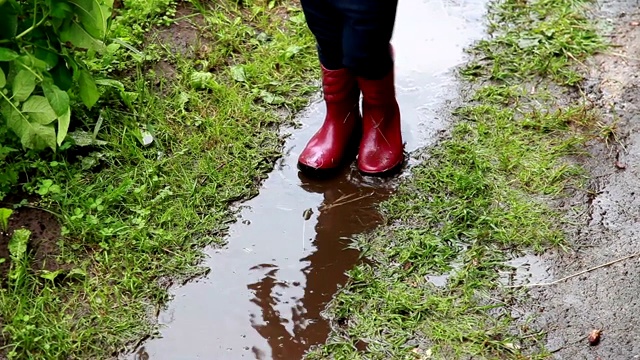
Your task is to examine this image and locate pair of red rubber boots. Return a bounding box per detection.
[297,64,403,176]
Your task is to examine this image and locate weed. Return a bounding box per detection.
[7,229,29,285]
[309,0,605,359]
[0,208,11,232]
[595,118,620,147]
[0,0,114,152]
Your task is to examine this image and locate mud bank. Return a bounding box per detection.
[526,1,640,358]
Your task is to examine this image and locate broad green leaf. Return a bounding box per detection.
[22,95,57,124]
[289,13,305,24]
[95,78,125,92]
[67,267,87,278]
[94,3,112,36]
[29,57,50,72]
[6,107,57,151]
[260,90,285,105]
[4,105,23,131]
[0,98,15,121]
[60,21,105,51]
[41,269,63,281]
[68,0,109,39]
[12,70,37,102]
[190,71,213,89]
[34,47,59,70]
[284,45,302,59]
[8,228,30,260]
[12,55,49,74]
[0,67,5,88]
[43,82,70,116]
[121,91,138,108]
[105,43,120,54]
[230,65,246,82]
[78,70,99,108]
[0,47,18,61]
[0,207,12,231]
[49,15,64,31]
[50,0,73,18]
[57,108,71,146]
[28,123,58,151]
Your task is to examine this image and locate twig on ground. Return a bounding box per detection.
[607,51,640,62]
[505,251,640,288]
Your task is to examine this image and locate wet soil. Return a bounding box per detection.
[127,0,489,359]
[145,3,207,83]
[0,203,62,354]
[0,207,64,281]
[521,1,640,358]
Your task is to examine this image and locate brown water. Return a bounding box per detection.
[128,0,488,359]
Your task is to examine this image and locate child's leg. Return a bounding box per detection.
[338,0,399,79]
[297,0,362,172]
[300,0,345,70]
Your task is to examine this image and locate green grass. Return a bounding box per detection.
[0,0,318,358]
[308,0,605,359]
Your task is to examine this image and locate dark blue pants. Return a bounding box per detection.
[300,0,399,80]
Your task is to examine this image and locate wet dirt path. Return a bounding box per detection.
[523,1,640,358]
[130,1,487,359]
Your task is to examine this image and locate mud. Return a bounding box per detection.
[522,1,640,358]
[152,3,206,58]
[500,254,553,287]
[128,0,488,359]
[0,207,65,282]
[142,3,208,84]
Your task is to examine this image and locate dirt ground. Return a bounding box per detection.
[0,207,65,281]
[525,1,640,358]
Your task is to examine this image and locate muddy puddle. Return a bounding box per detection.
[128,0,488,359]
[499,254,554,287]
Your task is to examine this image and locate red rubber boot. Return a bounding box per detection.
[356,67,404,175]
[298,66,361,172]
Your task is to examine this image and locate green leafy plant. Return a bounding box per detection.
[0,207,12,232]
[8,228,30,284]
[0,0,113,151]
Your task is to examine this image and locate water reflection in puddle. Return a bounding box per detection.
[500,254,554,287]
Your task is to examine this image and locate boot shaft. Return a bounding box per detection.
[357,70,396,106]
[297,66,362,171]
[321,66,360,104]
[355,67,404,175]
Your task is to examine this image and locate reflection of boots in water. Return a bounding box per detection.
[286,170,391,348]
[246,171,397,358]
[298,66,362,173]
[248,267,301,359]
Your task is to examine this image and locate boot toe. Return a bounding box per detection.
[298,150,338,170]
[357,151,404,175]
